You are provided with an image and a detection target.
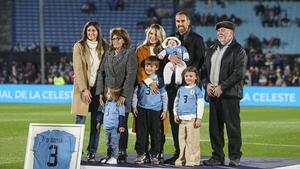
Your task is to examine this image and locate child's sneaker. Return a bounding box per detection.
[87,152,95,162]
[134,154,146,164]
[151,155,160,164]
[99,156,110,164]
[106,157,117,164]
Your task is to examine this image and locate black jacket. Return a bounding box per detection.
[171,29,205,70]
[202,39,247,101]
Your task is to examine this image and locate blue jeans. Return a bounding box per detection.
[105,128,120,158]
[76,114,100,154]
[75,115,86,124]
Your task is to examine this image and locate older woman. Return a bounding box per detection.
[96,27,137,163]
[71,21,107,162]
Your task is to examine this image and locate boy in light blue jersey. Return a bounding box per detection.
[173,66,204,166]
[96,87,125,164]
[132,56,168,164]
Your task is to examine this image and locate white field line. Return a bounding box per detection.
[274,164,300,169]
[128,128,300,148]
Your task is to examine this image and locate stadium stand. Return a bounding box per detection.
[0,0,11,51]
[194,1,300,54]
[12,0,175,52]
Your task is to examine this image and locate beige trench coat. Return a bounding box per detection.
[71,42,104,116]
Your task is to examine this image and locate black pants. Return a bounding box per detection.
[135,107,162,156]
[166,83,180,155]
[76,86,101,154]
[209,97,242,161]
[144,118,165,156]
[119,112,129,152]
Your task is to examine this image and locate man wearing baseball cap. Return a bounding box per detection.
[202,21,247,166]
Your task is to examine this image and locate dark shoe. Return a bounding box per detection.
[144,153,151,163]
[117,152,127,163]
[203,157,224,166]
[87,152,95,162]
[164,154,178,165]
[229,159,240,166]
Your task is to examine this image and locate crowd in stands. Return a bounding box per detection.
[191,12,242,26]
[204,0,226,8]
[12,43,60,53]
[108,0,125,11]
[0,56,73,85]
[245,50,299,86]
[137,6,162,29]
[81,2,96,14]
[245,34,281,51]
[244,36,299,86]
[255,2,291,27]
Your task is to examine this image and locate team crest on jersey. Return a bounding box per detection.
[190,89,195,95]
[105,108,110,116]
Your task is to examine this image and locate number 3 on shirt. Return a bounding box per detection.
[183,95,188,103]
[145,87,150,95]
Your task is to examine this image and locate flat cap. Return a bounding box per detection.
[215,21,235,31]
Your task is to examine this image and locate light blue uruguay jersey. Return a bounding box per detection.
[165,45,188,60]
[132,76,168,112]
[33,130,76,169]
[174,84,204,119]
[103,101,125,129]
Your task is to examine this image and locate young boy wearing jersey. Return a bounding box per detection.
[96,87,125,164]
[173,66,204,166]
[132,56,168,164]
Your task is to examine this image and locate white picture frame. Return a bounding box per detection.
[24,123,85,169]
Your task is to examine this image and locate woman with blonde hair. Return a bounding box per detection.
[136,24,166,89]
[134,23,168,163]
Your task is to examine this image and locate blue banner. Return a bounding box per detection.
[0,85,299,107]
[0,85,73,103]
[241,86,300,107]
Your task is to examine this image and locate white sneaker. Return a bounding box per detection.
[100,156,110,164]
[106,157,117,164]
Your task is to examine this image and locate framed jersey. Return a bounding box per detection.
[24,123,85,169]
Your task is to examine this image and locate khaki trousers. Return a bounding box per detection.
[175,119,201,166]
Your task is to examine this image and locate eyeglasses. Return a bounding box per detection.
[112,37,122,41]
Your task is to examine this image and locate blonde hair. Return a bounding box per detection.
[107,87,122,102]
[143,24,166,46]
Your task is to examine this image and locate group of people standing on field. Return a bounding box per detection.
[71,10,247,167]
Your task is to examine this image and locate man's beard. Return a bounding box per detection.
[177,26,187,34]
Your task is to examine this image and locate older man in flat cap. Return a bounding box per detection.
[201,21,247,166]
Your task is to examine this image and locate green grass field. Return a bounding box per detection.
[0,104,299,169]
